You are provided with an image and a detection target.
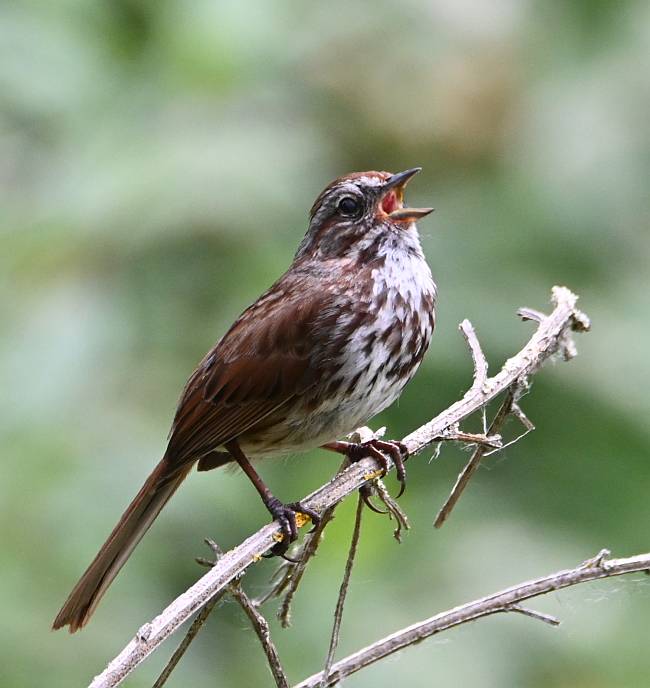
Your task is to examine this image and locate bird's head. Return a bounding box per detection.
[297,168,433,261]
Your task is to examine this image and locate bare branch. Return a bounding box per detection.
[321,493,365,686]
[294,551,650,688]
[87,286,590,688]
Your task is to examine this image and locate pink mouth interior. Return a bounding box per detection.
[381,191,400,214]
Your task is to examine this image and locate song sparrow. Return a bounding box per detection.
[53,167,436,632]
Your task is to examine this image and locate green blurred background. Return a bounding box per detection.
[2,1,649,686]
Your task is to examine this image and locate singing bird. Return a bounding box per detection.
[53,167,435,632]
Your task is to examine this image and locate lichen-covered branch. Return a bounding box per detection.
[87,286,589,688]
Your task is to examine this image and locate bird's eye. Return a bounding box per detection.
[337,196,362,217]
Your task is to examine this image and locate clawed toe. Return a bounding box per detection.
[287,501,321,533]
[347,439,409,498]
[263,498,320,558]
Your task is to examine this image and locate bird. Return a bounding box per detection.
[53,167,436,632]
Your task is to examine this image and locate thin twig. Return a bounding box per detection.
[151,591,224,688]
[433,429,502,449]
[511,401,535,432]
[275,505,336,627]
[321,493,365,687]
[459,319,488,392]
[369,478,410,542]
[403,286,589,456]
[151,541,226,687]
[191,539,290,688]
[293,550,650,688]
[504,604,560,627]
[230,581,289,688]
[434,383,519,528]
[253,505,336,624]
[88,286,590,688]
[517,307,546,323]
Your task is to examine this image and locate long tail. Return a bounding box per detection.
[52,458,192,632]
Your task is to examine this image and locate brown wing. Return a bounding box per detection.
[164,269,345,465]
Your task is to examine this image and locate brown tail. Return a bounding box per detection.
[52,458,192,632]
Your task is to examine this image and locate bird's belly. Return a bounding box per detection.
[240,320,430,458]
[241,251,435,459]
[240,383,399,458]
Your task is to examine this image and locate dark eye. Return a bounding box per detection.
[337,196,362,217]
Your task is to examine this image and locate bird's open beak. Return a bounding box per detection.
[379,167,434,223]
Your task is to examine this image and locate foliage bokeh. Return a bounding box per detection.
[2,1,649,686]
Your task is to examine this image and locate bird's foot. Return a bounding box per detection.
[346,439,410,498]
[263,497,321,560]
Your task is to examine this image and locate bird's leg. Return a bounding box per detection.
[224,440,320,557]
[322,439,410,498]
